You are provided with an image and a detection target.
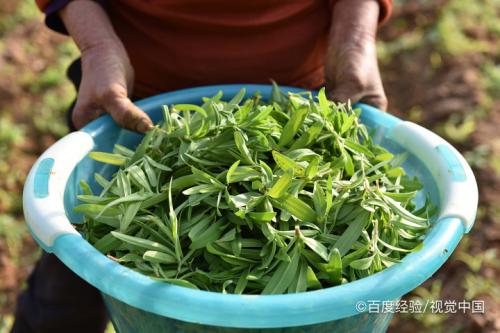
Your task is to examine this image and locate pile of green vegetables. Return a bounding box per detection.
[75,86,433,295]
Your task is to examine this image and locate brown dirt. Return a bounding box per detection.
[0,5,70,316]
[382,2,500,332]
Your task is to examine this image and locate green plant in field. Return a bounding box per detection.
[464,145,490,169]
[0,115,25,150]
[407,280,449,333]
[0,314,14,333]
[462,272,500,301]
[0,188,22,214]
[436,0,497,55]
[379,0,500,64]
[456,247,499,273]
[30,39,77,137]
[0,115,26,203]
[481,62,500,100]
[491,156,500,178]
[0,0,38,36]
[32,89,73,137]
[76,87,433,294]
[28,41,78,94]
[454,239,500,302]
[0,214,27,260]
[28,67,66,93]
[377,30,425,64]
[435,113,477,144]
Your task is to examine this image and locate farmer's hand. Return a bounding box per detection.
[60,0,153,132]
[325,0,387,111]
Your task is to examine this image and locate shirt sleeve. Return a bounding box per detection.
[35,0,105,34]
[36,0,393,35]
[377,0,393,25]
[329,0,393,25]
[35,0,71,34]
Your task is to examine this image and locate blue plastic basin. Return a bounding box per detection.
[23,84,478,333]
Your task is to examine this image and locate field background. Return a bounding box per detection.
[0,0,499,332]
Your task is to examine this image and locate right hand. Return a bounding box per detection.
[72,41,153,132]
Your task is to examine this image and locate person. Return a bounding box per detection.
[12,0,392,332]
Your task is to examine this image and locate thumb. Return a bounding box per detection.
[103,95,153,133]
[359,93,388,111]
[328,84,388,111]
[328,84,364,107]
[72,99,105,130]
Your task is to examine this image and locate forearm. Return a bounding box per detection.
[329,0,380,53]
[59,0,123,53]
[58,1,150,132]
[325,0,387,110]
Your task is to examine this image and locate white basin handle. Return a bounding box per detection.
[23,131,94,251]
[390,121,478,233]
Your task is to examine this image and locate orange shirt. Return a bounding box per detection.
[37,0,392,98]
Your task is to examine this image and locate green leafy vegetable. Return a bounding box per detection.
[77,86,433,295]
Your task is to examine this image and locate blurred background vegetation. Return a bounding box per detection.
[0,0,498,332]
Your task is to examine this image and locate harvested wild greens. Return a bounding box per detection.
[75,86,433,294]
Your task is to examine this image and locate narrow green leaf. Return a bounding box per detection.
[76,195,113,204]
[317,88,331,117]
[288,259,308,293]
[143,158,158,188]
[278,107,308,148]
[143,251,177,264]
[229,88,246,106]
[303,237,329,261]
[386,167,405,178]
[145,155,172,172]
[349,255,374,270]
[289,121,323,151]
[111,231,172,253]
[344,139,375,158]
[333,211,370,256]
[305,157,320,179]
[268,171,293,198]
[234,131,254,165]
[120,201,141,232]
[340,115,355,134]
[234,269,249,294]
[79,180,93,195]
[248,211,276,222]
[73,203,121,217]
[88,152,127,166]
[174,104,208,117]
[128,165,152,192]
[278,194,317,222]
[312,182,326,218]
[189,222,223,250]
[226,160,240,184]
[262,247,301,294]
[383,196,427,223]
[168,179,182,261]
[343,151,354,176]
[96,192,150,218]
[94,232,122,253]
[129,129,155,164]
[306,266,322,290]
[319,248,342,285]
[163,278,199,289]
[272,150,305,176]
[227,166,260,183]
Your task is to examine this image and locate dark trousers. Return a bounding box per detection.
[11,59,109,333]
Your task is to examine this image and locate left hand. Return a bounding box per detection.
[325,0,388,111]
